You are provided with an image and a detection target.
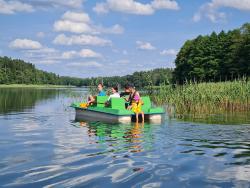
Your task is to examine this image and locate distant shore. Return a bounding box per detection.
[0,84,76,88]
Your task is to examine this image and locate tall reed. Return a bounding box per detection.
[151,79,250,115]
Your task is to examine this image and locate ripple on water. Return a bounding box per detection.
[0,88,250,187]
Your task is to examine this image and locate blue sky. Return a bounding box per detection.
[0,0,249,78]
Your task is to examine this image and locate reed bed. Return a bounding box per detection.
[151,79,250,115]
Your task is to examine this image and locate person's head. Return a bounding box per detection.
[128,84,135,92]
[124,84,130,92]
[97,83,103,91]
[111,86,118,94]
[131,86,136,93]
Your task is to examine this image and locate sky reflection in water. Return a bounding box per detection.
[0,88,249,187]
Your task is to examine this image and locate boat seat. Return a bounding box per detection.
[111,98,126,110]
[141,96,151,112]
[96,96,109,107]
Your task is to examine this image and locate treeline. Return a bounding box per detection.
[173,23,250,83]
[81,68,173,88]
[0,56,173,87]
[2,23,249,87]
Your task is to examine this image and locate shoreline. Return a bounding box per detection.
[0,84,76,88]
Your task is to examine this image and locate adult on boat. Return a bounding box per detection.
[126,85,144,123]
[87,83,106,105]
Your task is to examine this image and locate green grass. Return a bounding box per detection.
[151,79,250,115]
[0,84,75,88]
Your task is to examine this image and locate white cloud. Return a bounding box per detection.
[0,0,33,14]
[53,34,112,46]
[160,49,178,56]
[62,11,90,22]
[93,0,179,15]
[67,61,103,68]
[62,51,77,59]
[9,38,42,50]
[136,41,156,50]
[53,11,124,34]
[54,20,94,33]
[93,3,109,14]
[62,49,102,59]
[95,24,124,34]
[23,47,62,65]
[0,0,85,14]
[151,0,179,10]
[79,49,102,58]
[193,0,250,23]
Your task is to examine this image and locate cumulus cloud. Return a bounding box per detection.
[9,38,42,50]
[193,0,250,23]
[54,20,94,33]
[61,51,77,59]
[93,0,179,15]
[136,41,156,50]
[62,11,90,22]
[53,34,112,46]
[0,0,85,14]
[23,47,62,65]
[160,49,178,56]
[54,11,124,34]
[9,39,62,65]
[0,0,34,14]
[95,24,124,34]
[62,49,102,59]
[151,0,179,10]
[67,61,103,68]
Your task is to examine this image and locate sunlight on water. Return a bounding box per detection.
[0,88,249,187]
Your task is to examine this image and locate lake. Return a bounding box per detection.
[0,87,250,187]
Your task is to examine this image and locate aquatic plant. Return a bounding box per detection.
[151,78,250,115]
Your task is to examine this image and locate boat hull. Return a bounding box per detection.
[75,109,163,124]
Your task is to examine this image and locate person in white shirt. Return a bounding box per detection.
[106,86,120,106]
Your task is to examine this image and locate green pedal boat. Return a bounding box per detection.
[71,96,165,123]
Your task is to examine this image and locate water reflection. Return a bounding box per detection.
[0,88,250,187]
[72,121,157,154]
[0,88,60,114]
[174,112,250,125]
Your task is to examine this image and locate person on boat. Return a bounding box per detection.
[127,85,144,123]
[87,83,106,105]
[105,86,120,106]
[120,84,131,108]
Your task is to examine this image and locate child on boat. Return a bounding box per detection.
[87,83,106,105]
[120,84,131,108]
[105,86,120,106]
[127,86,144,123]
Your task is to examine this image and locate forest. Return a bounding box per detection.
[0,56,91,86]
[0,56,173,87]
[173,23,250,83]
[0,23,249,87]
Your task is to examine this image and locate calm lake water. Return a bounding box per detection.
[0,87,250,188]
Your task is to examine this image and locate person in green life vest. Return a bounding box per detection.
[87,83,106,105]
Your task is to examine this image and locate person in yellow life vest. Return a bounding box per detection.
[127,86,144,123]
